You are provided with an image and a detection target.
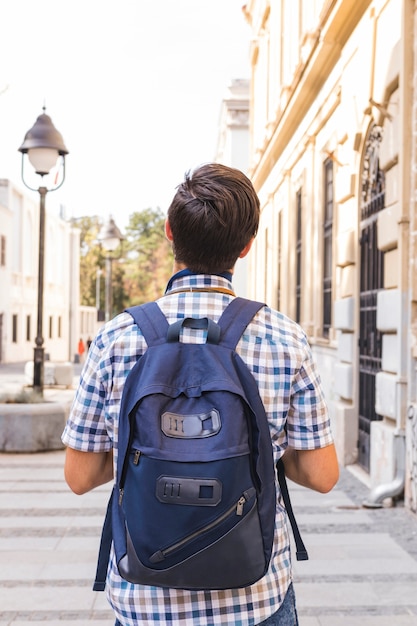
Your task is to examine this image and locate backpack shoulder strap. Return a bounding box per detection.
[94,303,170,592]
[93,488,114,591]
[219,297,309,562]
[277,459,309,561]
[218,297,265,349]
[126,302,169,346]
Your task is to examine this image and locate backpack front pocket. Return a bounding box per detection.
[149,487,256,564]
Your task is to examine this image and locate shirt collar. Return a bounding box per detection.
[165,271,234,295]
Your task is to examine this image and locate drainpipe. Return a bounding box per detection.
[362,431,406,508]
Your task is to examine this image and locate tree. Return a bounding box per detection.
[75,215,103,308]
[74,215,125,316]
[74,208,173,314]
[123,208,173,305]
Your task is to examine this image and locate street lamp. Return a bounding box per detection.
[18,107,69,395]
[98,216,123,321]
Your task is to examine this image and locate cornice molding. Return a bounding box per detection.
[250,0,373,190]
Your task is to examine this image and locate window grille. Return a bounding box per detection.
[358,124,385,471]
[26,315,31,342]
[295,189,302,323]
[0,235,5,267]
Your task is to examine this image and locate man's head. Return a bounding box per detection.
[166,163,260,274]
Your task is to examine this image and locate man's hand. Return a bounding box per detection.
[64,447,114,495]
[281,444,339,493]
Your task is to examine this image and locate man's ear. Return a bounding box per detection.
[239,238,254,259]
[165,220,174,242]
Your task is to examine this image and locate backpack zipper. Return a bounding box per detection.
[119,450,142,505]
[133,450,141,465]
[149,487,256,563]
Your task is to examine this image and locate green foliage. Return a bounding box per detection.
[74,215,104,309]
[123,208,173,305]
[74,208,173,314]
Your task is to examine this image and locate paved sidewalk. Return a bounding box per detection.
[291,470,417,625]
[0,450,114,625]
[0,363,417,624]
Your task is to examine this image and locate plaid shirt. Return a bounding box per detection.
[62,274,333,626]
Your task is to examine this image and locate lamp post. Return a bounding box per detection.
[98,216,123,321]
[18,108,68,395]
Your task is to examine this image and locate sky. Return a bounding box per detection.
[0,0,251,230]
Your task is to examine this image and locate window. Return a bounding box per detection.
[264,228,269,297]
[295,189,302,323]
[58,316,62,338]
[26,315,31,341]
[12,314,18,343]
[277,211,282,310]
[323,159,333,337]
[49,316,53,339]
[0,235,5,266]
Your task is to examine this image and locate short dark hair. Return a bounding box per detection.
[167,163,260,273]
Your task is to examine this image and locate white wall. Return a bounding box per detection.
[0,179,80,364]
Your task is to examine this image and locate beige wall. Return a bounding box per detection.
[243,0,415,508]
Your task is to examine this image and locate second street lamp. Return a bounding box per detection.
[98,216,123,322]
[18,107,69,395]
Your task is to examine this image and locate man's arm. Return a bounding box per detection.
[64,447,114,495]
[282,443,339,493]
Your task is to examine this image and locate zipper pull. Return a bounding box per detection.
[133,450,141,465]
[236,496,246,516]
[119,488,124,505]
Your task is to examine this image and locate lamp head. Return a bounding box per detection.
[98,216,124,252]
[19,108,68,176]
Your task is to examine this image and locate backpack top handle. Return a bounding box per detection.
[167,317,221,344]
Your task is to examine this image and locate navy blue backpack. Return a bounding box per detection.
[94,297,307,592]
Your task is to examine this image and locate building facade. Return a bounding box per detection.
[243,0,417,511]
[215,79,251,297]
[0,179,81,366]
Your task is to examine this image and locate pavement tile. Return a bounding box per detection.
[0,537,62,551]
[295,558,417,577]
[11,623,114,626]
[55,534,101,550]
[40,562,96,579]
[0,468,65,481]
[1,585,98,612]
[296,581,417,608]
[290,488,356,508]
[1,490,110,510]
[294,533,417,575]
[315,617,417,626]
[297,511,372,525]
[0,514,103,528]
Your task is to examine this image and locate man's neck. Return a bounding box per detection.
[170,263,234,275]
[172,261,187,274]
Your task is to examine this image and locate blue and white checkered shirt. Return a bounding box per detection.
[62,273,333,626]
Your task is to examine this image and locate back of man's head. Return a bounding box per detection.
[167,163,260,274]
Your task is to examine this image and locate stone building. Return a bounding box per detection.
[215,79,251,297]
[243,0,416,511]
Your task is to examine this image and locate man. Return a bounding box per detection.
[62,163,339,626]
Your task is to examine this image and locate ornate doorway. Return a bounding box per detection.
[358,125,385,471]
